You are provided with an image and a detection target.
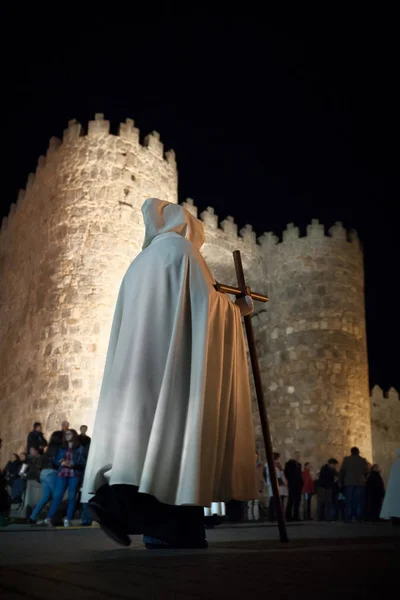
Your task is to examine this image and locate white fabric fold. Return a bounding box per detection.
[82,198,257,506]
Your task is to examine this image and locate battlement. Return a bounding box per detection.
[1,116,361,254]
[371,385,400,404]
[181,200,362,255]
[62,113,174,163]
[0,114,177,242]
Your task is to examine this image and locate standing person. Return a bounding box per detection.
[3,454,22,489]
[365,464,385,521]
[27,422,48,455]
[0,439,11,519]
[266,452,287,522]
[78,426,91,448]
[10,452,30,503]
[82,198,258,549]
[247,451,264,521]
[25,447,42,483]
[316,459,338,521]
[302,462,314,520]
[339,447,369,522]
[284,451,303,521]
[28,431,64,524]
[380,449,400,526]
[45,429,87,527]
[52,421,70,445]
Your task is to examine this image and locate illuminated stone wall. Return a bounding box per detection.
[184,203,374,467]
[0,114,386,473]
[370,385,400,483]
[258,220,373,466]
[0,115,177,458]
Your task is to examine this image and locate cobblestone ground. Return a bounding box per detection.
[0,522,398,599]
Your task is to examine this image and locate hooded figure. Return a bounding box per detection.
[380,449,400,523]
[82,198,258,548]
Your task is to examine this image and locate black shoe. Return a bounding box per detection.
[89,502,131,547]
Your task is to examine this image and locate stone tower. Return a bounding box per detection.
[259,220,372,463]
[0,115,376,470]
[0,115,177,456]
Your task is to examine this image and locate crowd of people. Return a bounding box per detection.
[261,446,397,524]
[0,421,92,526]
[1,424,399,529]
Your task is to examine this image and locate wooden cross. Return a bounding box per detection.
[214,250,289,543]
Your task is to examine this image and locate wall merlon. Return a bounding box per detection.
[220,216,238,238]
[9,203,17,218]
[371,384,399,403]
[371,385,384,401]
[16,190,25,208]
[306,218,325,239]
[200,206,218,229]
[88,113,110,137]
[329,221,346,241]
[165,149,176,166]
[119,118,140,143]
[36,155,46,173]
[182,198,198,217]
[63,119,82,142]
[144,131,164,158]
[240,224,256,244]
[258,231,279,250]
[46,137,62,161]
[26,173,35,191]
[283,222,300,242]
[388,387,399,402]
[348,229,361,250]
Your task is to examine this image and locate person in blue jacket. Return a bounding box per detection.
[44,429,87,527]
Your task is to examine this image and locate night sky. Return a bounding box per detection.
[2,16,398,391]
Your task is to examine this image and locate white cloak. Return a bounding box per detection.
[380,449,400,519]
[82,198,258,506]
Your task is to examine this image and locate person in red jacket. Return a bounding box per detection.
[302,462,315,520]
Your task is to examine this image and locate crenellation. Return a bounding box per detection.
[88,113,110,137]
[258,231,279,251]
[329,221,347,241]
[182,198,198,218]
[8,203,17,219]
[26,173,35,190]
[37,155,46,173]
[165,149,176,166]
[200,206,219,229]
[220,215,238,238]
[388,387,400,403]
[143,131,164,158]
[119,118,140,144]
[16,189,25,211]
[63,119,82,142]
[47,136,62,155]
[370,385,400,482]
[239,224,256,244]
[282,222,300,242]
[306,218,325,239]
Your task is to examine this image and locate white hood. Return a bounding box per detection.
[141,198,205,250]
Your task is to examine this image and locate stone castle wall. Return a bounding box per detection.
[0,114,390,472]
[258,220,372,465]
[0,115,177,457]
[370,386,400,482]
[183,205,373,466]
